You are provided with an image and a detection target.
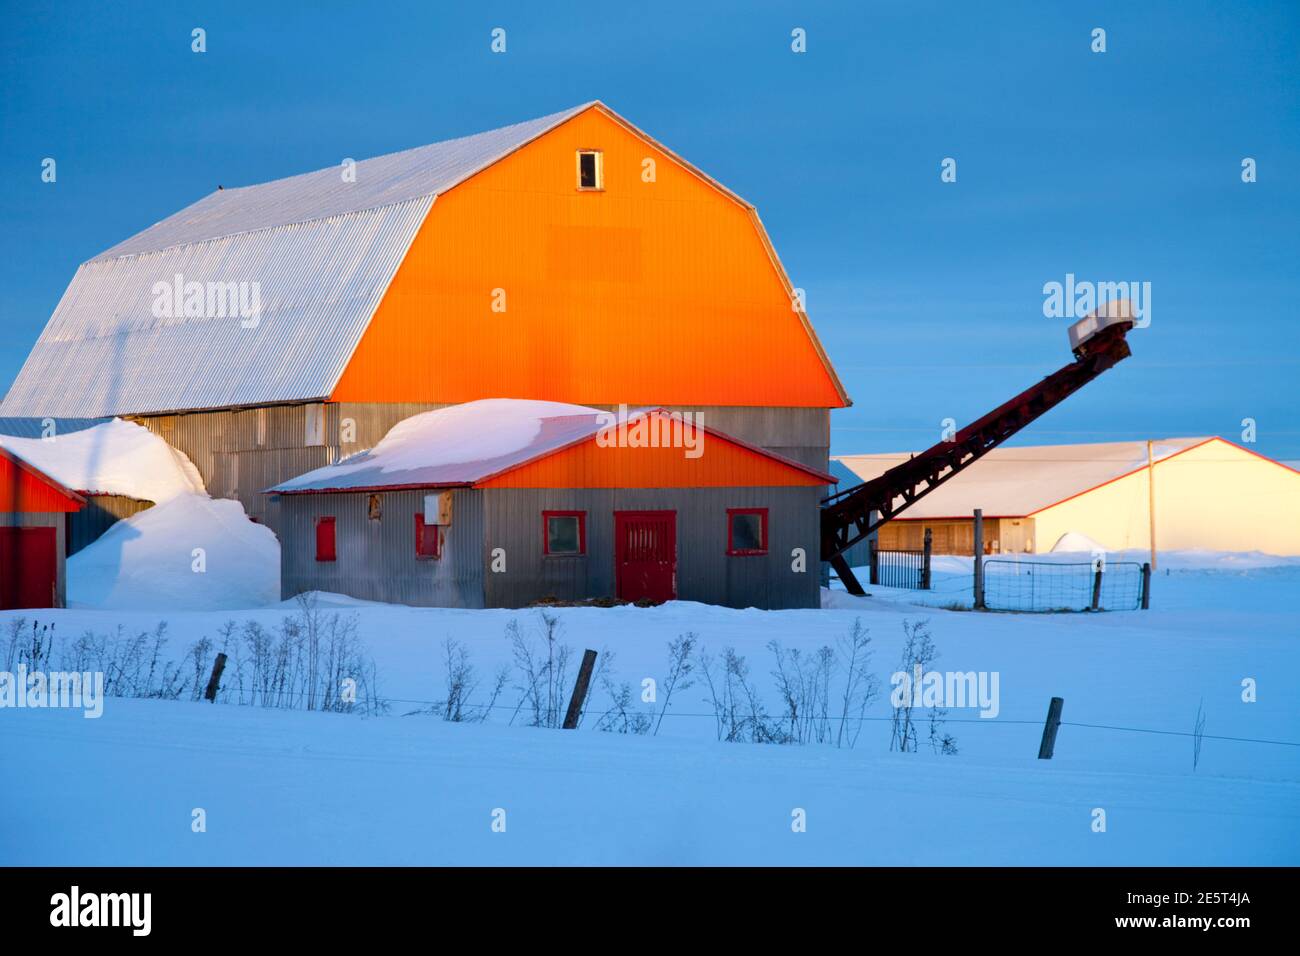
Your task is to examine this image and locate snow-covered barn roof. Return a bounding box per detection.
[270,400,619,493]
[0,418,204,502]
[0,104,592,419]
[834,437,1220,518]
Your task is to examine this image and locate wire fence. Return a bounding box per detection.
[983,560,1146,612]
[231,684,1296,750]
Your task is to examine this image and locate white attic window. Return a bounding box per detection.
[576,150,603,190]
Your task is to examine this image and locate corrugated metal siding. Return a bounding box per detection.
[97,105,590,260]
[276,485,819,610]
[669,406,829,473]
[133,404,344,526]
[65,495,153,556]
[131,403,447,533]
[482,487,821,609]
[1,198,433,418]
[277,489,485,607]
[333,402,447,450]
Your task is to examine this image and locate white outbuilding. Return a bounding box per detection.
[834,436,1300,557]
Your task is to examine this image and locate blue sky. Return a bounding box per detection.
[2,1,1297,459]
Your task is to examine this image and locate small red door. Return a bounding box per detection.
[0,526,58,610]
[614,511,676,603]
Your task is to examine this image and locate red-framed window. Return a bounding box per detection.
[315,516,337,562]
[726,508,768,556]
[414,512,441,559]
[543,511,586,556]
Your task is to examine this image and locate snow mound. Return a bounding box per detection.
[1050,531,1107,553]
[69,495,279,610]
[0,418,203,502]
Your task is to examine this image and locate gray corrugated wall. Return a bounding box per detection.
[65,495,153,556]
[277,488,485,607]
[481,487,822,610]
[136,402,446,531]
[0,512,66,607]
[274,486,821,610]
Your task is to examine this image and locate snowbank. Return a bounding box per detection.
[0,418,203,502]
[1050,530,1106,553]
[68,495,279,610]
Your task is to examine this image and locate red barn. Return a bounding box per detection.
[0,448,84,609]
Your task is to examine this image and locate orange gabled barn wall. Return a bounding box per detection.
[330,106,846,408]
[479,420,832,489]
[0,453,83,513]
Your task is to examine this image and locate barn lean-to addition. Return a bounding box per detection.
[268,400,834,609]
[0,102,849,609]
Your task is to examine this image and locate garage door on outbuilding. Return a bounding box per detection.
[0,448,84,609]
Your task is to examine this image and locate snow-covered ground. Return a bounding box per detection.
[2,556,1297,865]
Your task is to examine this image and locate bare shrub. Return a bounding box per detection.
[890,619,956,755]
[2,597,384,714]
[769,640,835,744]
[507,611,573,728]
[595,676,652,735]
[226,596,382,713]
[652,631,697,736]
[836,618,880,749]
[699,646,788,744]
[426,637,508,723]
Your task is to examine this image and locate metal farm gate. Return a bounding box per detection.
[981,559,1149,612]
[862,529,933,591]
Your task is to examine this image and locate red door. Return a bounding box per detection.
[614,511,677,603]
[0,526,58,610]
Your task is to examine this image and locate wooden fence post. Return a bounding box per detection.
[204,652,228,703]
[562,649,598,729]
[868,538,879,586]
[972,509,985,609]
[1038,696,1064,759]
[1140,562,1151,610]
[1090,564,1103,611]
[921,527,932,590]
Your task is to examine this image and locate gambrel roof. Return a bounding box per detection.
[2,101,847,418]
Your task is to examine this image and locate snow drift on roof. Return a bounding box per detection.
[833,438,1213,518]
[269,399,624,493]
[0,418,204,502]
